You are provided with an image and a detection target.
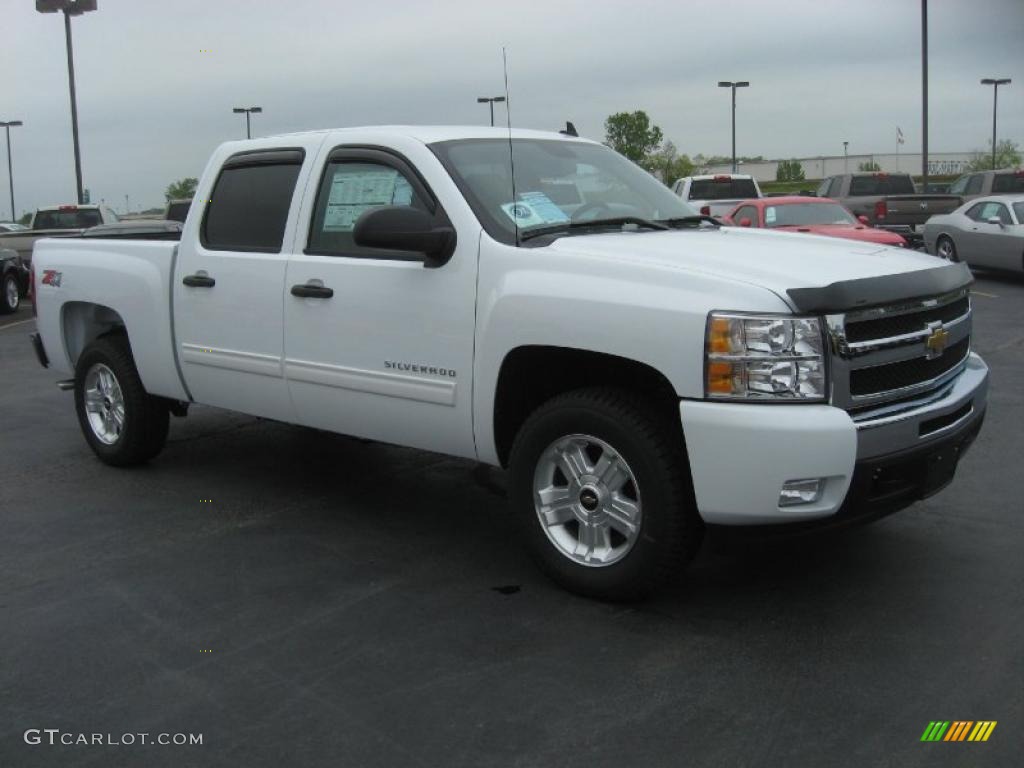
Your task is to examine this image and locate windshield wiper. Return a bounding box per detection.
[519,216,668,242]
[658,215,721,228]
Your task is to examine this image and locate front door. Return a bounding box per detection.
[283,145,478,459]
[967,200,1017,269]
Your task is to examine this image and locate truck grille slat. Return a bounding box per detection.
[843,296,969,343]
[849,338,969,396]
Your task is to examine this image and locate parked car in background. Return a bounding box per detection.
[1,247,30,314]
[164,198,192,223]
[814,172,961,248]
[0,204,120,267]
[0,222,28,233]
[923,195,1024,271]
[722,196,907,247]
[948,169,1024,203]
[671,174,762,218]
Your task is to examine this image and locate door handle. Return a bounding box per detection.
[291,282,334,299]
[182,273,215,288]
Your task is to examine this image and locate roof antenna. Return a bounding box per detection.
[502,46,519,247]
[560,121,578,137]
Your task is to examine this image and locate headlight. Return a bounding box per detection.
[705,312,827,401]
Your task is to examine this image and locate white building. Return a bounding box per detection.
[703,152,976,181]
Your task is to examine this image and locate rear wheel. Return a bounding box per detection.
[509,387,702,601]
[936,236,959,262]
[1,273,18,314]
[74,334,169,466]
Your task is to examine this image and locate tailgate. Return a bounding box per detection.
[883,195,962,226]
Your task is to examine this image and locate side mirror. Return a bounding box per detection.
[353,206,456,268]
[986,216,1004,227]
[739,217,752,228]
[857,215,870,225]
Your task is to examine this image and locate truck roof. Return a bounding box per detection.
[36,204,102,212]
[261,125,599,145]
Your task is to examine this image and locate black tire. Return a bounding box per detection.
[508,387,702,601]
[74,333,169,466]
[936,235,959,263]
[1,272,18,314]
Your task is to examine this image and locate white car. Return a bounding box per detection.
[29,126,988,600]
[671,173,762,218]
[923,195,1024,271]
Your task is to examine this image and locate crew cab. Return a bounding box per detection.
[671,174,762,218]
[29,127,988,600]
[0,204,120,267]
[814,173,961,248]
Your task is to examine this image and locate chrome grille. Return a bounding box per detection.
[827,289,972,412]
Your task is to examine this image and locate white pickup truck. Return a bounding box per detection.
[29,126,988,600]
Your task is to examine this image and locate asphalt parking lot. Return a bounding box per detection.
[1,274,1022,768]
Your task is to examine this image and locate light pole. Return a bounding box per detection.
[232,107,262,139]
[37,0,96,205]
[980,78,1011,170]
[1,120,22,221]
[921,0,929,191]
[717,81,749,173]
[476,96,506,127]
[843,141,849,173]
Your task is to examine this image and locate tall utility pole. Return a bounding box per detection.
[921,0,929,191]
[476,96,506,127]
[37,0,97,205]
[718,81,749,173]
[1,120,23,221]
[232,107,262,139]
[981,78,1011,169]
[843,141,849,173]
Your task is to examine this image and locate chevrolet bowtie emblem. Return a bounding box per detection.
[926,324,949,358]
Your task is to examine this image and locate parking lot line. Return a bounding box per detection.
[971,291,999,299]
[0,318,35,331]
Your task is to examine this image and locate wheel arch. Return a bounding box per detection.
[61,301,129,370]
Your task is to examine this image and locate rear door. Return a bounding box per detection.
[173,145,318,420]
[282,140,479,459]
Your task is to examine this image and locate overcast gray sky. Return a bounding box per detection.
[3,0,1022,217]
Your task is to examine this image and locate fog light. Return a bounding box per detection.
[779,478,824,507]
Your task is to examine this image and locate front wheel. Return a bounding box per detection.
[1,273,18,314]
[509,388,702,601]
[74,334,169,466]
[936,236,959,262]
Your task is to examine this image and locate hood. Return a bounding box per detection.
[545,226,945,304]
[771,224,906,245]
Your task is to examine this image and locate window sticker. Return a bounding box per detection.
[500,201,549,228]
[519,191,570,223]
[765,206,777,224]
[323,169,400,232]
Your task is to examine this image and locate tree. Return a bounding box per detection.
[857,160,881,172]
[604,111,663,166]
[776,159,805,182]
[966,139,1022,171]
[165,177,198,201]
[647,141,694,186]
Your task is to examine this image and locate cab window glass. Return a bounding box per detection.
[964,175,984,195]
[948,175,968,195]
[979,201,1011,224]
[202,159,302,252]
[308,161,428,257]
[826,177,843,198]
[734,205,758,225]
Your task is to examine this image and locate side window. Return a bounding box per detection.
[964,174,984,195]
[307,157,430,258]
[980,202,1011,224]
[202,151,304,252]
[948,175,968,195]
[825,177,842,198]
[815,178,832,197]
[734,205,758,226]
[964,203,985,221]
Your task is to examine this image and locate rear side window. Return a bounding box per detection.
[992,173,1024,193]
[848,175,915,195]
[33,209,102,229]
[688,178,759,200]
[202,150,304,252]
[826,177,843,198]
[964,203,986,221]
[964,175,984,195]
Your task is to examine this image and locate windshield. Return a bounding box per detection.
[765,202,857,227]
[33,209,103,230]
[430,138,695,244]
[688,178,758,200]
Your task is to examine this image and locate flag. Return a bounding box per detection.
[897,126,905,145]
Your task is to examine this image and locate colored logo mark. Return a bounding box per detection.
[921,721,996,742]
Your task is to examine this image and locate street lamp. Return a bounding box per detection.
[0,121,23,221]
[36,0,97,206]
[717,81,749,173]
[980,78,1011,170]
[232,107,262,139]
[843,141,849,173]
[476,96,506,127]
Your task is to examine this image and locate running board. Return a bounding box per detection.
[56,380,75,391]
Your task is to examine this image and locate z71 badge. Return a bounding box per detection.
[41,270,63,287]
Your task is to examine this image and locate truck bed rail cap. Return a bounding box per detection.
[786,262,973,313]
